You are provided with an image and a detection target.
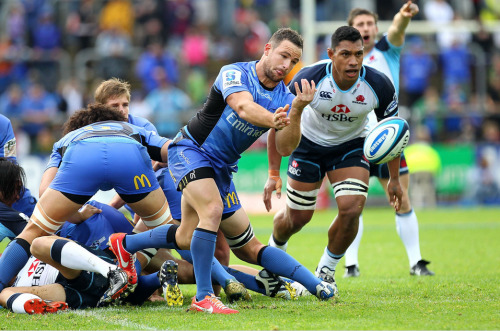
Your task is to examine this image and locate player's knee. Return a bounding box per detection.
[288,210,312,231]
[29,237,44,256]
[202,200,224,223]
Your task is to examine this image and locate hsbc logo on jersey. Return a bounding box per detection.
[27,258,46,286]
[319,91,332,99]
[289,160,301,176]
[322,104,358,122]
[330,104,350,113]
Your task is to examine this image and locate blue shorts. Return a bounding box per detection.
[157,166,241,221]
[50,137,159,197]
[56,245,114,309]
[168,135,237,198]
[369,153,409,179]
[287,136,370,183]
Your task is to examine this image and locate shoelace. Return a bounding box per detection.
[208,295,229,310]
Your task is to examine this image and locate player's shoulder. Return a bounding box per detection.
[375,34,403,52]
[294,59,330,81]
[220,61,254,75]
[0,114,12,129]
[362,66,394,91]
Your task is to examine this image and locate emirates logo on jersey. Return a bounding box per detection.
[330,104,351,113]
[28,259,40,277]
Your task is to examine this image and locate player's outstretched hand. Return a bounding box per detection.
[387,179,403,212]
[273,105,290,130]
[292,79,316,110]
[401,1,419,18]
[263,170,282,212]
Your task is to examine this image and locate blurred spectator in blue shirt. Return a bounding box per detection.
[401,37,436,108]
[135,41,179,93]
[19,83,57,147]
[145,67,191,137]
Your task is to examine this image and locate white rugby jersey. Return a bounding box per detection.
[13,256,59,287]
[364,35,403,130]
[289,60,398,147]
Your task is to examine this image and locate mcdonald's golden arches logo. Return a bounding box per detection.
[225,191,239,208]
[134,174,151,190]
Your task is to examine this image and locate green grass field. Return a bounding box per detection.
[1,207,499,330]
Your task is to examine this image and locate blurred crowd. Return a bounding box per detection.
[0,0,500,157]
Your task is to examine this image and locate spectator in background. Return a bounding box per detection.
[242,9,271,60]
[95,25,133,80]
[99,0,134,37]
[135,41,179,94]
[401,36,436,108]
[19,83,57,150]
[412,86,447,142]
[268,10,300,34]
[163,0,195,46]
[181,26,209,69]
[441,39,471,99]
[31,9,61,92]
[65,0,98,53]
[185,67,208,106]
[4,2,26,46]
[133,0,165,48]
[472,19,496,66]
[424,0,454,24]
[145,67,191,138]
[0,84,24,120]
[0,36,28,95]
[464,146,500,205]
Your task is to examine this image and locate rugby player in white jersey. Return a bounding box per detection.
[343,1,435,277]
[264,26,403,294]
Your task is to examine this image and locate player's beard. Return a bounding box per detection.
[264,65,283,83]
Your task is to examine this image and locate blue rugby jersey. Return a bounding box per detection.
[183,61,295,165]
[46,120,168,170]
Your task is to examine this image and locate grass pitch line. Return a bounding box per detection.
[72,309,162,330]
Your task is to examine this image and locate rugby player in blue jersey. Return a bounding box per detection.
[263,26,403,296]
[0,114,37,217]
[0,104,172,294]
[0,158,30,243]
[93,78,245,300]
[108,27,335,314]
[343,1,435,277]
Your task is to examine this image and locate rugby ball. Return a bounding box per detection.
[363,117,410,164]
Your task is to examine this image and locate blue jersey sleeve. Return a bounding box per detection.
[375,35,403,92]
[215,64,251,101]
[0,114,17,160]
[128,114,159,135]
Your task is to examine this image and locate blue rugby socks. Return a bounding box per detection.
[191,228,217,301]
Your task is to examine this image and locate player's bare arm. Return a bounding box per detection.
[387,0,419,47]
[263,129,283,212]
[386,156,403,211]
[275,79,316,156]
[38,167,58,197]
[227,91,289,130]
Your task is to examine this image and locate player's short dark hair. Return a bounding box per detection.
[62,103,127,135]
[269,27,303,49]
[0,157,26,206]
[330,26,363,50]
[347,8,379,26]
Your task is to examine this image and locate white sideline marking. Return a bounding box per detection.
[71,309,166,330]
